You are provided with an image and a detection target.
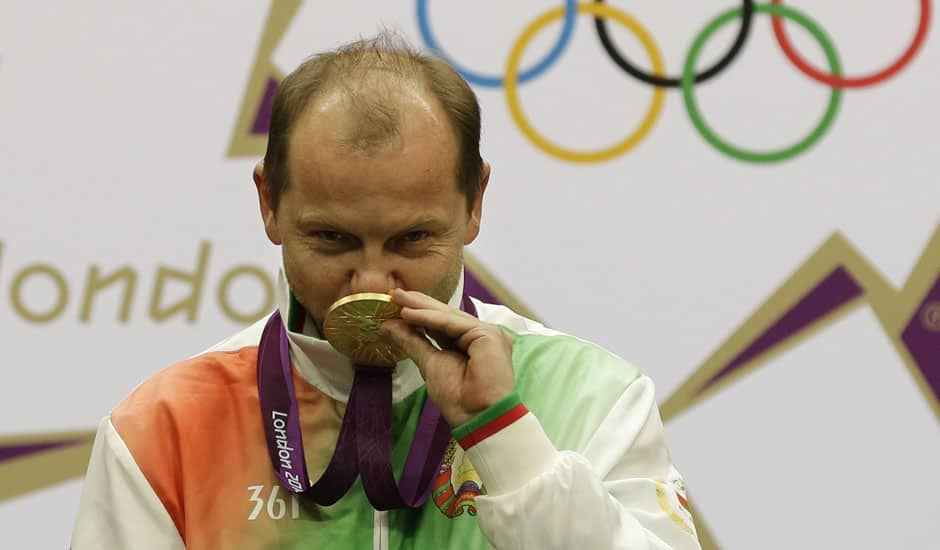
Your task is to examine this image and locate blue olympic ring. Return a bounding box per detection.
[416,0,577,88]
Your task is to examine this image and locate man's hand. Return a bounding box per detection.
[382,289,515,427]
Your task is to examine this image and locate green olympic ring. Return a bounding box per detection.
[682,3,843,163]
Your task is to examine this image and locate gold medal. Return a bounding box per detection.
[322,292,407,367]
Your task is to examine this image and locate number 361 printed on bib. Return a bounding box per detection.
[247,485,302,521]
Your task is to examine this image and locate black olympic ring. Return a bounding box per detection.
[593,0,755,87]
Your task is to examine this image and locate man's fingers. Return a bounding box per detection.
[389,287,488,353]
[398,307,479,342]
[426,329,457,352]
[381,319,438,376]
[390,288,445,310]
[391,289,475,319]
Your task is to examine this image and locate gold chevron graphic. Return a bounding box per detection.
[0,430,96,502]
[662,222,940,424]
[227,0,303,157]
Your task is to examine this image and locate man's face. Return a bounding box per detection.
[255,82,486,330]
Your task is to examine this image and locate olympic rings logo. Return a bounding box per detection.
[417,0,932,163]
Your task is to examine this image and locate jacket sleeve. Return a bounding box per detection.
[71,416,185,550]
[459,376,701,550]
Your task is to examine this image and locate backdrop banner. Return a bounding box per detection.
[1,2,937,548]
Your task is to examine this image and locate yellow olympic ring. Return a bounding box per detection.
[505,3,666,163]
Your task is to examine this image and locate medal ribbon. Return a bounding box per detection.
[258,293,478,509]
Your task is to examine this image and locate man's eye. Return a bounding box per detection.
[400,231,429,244]
[314,231,348,244]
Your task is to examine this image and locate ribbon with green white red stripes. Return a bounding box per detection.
[452,392,528,450]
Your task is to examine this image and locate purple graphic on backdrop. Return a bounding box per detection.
[463,269,500,305]
[251,77,279,135]
[700,267,862,392]
[902,281,940,402]
[0,439,85,464]
[684,242,940,412]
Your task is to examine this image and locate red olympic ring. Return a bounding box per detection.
[771,0,931,88]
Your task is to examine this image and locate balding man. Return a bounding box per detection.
[72,34,701,550]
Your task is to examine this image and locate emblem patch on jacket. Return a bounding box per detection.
[656,480,694,534]
[431,440,484,518]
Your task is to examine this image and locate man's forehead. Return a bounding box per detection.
[296,78,449,145]
[285,84,460,189]
[286,143,456,196]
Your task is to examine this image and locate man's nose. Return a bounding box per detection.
[349,256,401,295]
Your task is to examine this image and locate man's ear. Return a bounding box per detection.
[464,162,490,245]
[253,161,282,245]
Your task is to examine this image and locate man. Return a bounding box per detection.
[72,33,701,549]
